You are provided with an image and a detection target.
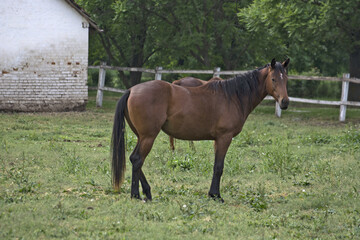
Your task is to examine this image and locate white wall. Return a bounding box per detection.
[0,0,89,111]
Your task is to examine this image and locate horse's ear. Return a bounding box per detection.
[271,58,276,69]
[282,58,290,68]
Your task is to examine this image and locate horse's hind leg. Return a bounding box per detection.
[189,141,196,151]
[129,143,141,199]
[169,136,175,151]
[130,138,151,200]
[130,136,156,200]
[139,170,151,201]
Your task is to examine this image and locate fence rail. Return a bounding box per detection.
[89,63,360,122]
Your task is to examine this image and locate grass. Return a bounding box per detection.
[0,90,360,239]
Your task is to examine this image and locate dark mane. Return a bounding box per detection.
[206,65,268,112]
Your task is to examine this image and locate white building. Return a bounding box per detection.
[0,0,101,111]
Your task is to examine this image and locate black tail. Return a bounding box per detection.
[111,90,130,191]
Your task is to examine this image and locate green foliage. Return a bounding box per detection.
[61,149,88,175]
[239,0,354,75]
[288,79,342,100]
[167,153,195,171]
[237,0,360,99]
[341,126,360,152]
[239,183,269,212]
[261,140,301,178]
[88,68,124,89]
[78,0,360,100]
[78,0,267,87]
[301,133,333,145]
[343,126,360,144]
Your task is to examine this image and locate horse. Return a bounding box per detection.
[172,76,223,87]
[169,76,224,150]
[111,58,290,202]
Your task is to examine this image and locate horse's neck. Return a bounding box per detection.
[257,68,270,100]
[244,69,269,115]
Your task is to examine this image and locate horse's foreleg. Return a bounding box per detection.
[209,135,232,202]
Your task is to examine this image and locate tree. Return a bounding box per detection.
[78,0,257,87]
[322,0,360,100]
[240,0,360,99]
[77,0,171,87]
[144,0,253,70]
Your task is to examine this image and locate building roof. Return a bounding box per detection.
[64,0,102,32]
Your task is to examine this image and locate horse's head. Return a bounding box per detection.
[265,58,290,110]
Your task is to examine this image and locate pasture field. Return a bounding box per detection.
[1,91,360,239]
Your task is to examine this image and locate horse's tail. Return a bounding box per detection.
[111,90,130,191]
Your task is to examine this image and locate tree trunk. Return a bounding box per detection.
[130,71,143,86]
[348,45,360,101]
[118,70,131,89]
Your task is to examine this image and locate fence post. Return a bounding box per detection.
[275,101,282,118]
[155,66,163,80]
[339,73,350,122]
[96,62,106,107]
[213,67,221,78]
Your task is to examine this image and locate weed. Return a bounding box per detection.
[302,133,332,145]
[341,126,360,152]
[1,139,8,153]
[138,209,164,222]
[262,141,300,178]
[1,152,38,194]
[343,126,360,143]
[96,160,110,175]
[178,201,216,220]
[223,181,242,197]
[167,153,195,171]
[293,172,313,186]
[238,130,259,146]
[89,131,107,138]
[239,183,269,212]
[61,149,88,175]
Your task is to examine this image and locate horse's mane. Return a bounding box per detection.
[206,64,268,112]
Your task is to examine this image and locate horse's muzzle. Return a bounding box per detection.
[280,98,289,110]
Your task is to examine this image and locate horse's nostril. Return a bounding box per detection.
[280,98,289,109]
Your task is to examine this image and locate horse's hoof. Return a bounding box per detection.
[143,197,152,202]
[209,194,224,203]
[131,194,141,200]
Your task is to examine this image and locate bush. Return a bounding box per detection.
[288,68,342,99]
[288,79,341,100]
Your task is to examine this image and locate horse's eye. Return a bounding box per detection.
[272,78,275,82]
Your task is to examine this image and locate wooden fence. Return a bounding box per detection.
[88,63,360,122]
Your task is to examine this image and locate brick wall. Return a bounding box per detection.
[0,0,89,112]
[0,49,88,112]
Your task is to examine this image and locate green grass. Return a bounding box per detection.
[1,91,360,239]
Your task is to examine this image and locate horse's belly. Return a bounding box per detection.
[163,128,214,141]
[161,117,215,140]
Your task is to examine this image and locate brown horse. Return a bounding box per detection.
[172,76,223,87]
[111,58,290,202]
[169,76,224,150]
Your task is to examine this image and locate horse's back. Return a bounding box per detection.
[172,76,223,88]
[173,77,206,87]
